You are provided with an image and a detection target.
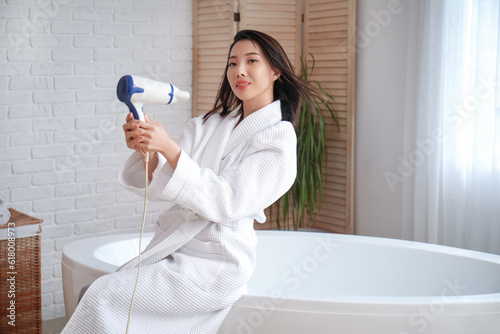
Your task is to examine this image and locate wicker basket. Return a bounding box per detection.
[0,209,43,333]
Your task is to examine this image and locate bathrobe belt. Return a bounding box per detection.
[160,206,255,230]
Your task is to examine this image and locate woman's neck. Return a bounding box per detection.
[242,97,274,118]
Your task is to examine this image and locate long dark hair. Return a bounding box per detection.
[203,30,314,123]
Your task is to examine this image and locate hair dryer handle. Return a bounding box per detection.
[128,101,144,121]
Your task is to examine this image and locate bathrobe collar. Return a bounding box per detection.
[224,100,283,158]
[201,100,283,174]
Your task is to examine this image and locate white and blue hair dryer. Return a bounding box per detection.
[116,75,190,121]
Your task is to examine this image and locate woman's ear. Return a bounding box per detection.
[273,70,281,81]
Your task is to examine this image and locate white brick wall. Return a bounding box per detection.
[0,0,193,321]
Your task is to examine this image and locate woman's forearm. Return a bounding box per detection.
[160,139,181,171]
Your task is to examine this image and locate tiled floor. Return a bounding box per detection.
[42,317,67,334]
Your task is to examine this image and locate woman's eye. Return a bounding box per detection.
[248,59,257,63]
[228,62,236,67]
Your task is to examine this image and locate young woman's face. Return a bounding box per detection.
[227,39,280,115]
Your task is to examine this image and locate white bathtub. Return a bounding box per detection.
[61,230,500,333]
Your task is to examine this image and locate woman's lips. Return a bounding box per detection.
[236,81,250,89]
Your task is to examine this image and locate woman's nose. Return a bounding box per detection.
[236,64,246,77]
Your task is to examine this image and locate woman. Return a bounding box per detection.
[63,30,313,333]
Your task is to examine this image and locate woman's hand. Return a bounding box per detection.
[123,113,144,153]
[133,114,171,154]
[122,113,181,170]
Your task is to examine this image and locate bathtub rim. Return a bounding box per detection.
[232,293,500,317]
[61,230,500,308]
[61,232,145,276]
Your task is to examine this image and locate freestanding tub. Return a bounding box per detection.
[62,230,500,333]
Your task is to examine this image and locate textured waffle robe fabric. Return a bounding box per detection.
[61,100,297,333]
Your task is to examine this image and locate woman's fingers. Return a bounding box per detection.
[123,122,143,136]
[127,135,145,150]
[122,122,134,132]
[124,120,153,132]
[122,113,144,151]
[137,120,155,130]
[123,116,145,151]
[123,122,142,133]
[123,113,165,152]
[125,131,143,141]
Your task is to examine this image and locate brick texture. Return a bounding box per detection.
[1,0,193,321]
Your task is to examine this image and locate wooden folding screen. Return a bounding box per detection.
[239,0,302,72]
[192,0,236,117]
[303,0,356,234]
[192,0,356,234]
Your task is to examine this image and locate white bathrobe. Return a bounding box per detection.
[61,100,296,333]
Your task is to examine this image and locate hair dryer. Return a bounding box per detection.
[116,75,190,121]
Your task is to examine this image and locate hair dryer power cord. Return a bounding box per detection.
[125,150,149,333]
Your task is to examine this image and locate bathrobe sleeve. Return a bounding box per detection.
[148,121,297,224]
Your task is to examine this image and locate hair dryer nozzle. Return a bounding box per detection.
[170,85,190,104]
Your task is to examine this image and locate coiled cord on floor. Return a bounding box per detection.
[125,150,149,334]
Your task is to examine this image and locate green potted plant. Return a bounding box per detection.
[271,54,340,231]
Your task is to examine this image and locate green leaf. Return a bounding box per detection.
[272,53,340,230]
